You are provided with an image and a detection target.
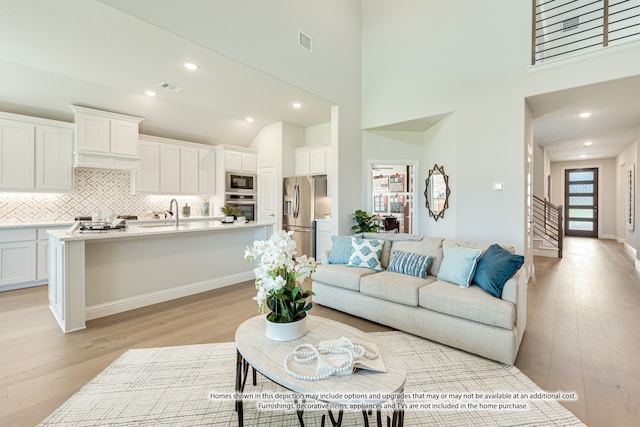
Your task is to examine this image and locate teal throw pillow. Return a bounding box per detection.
[437,245,482,287]
[347,237,384,271]
[328,235,353,264]
[473,244,524,298]
[387,250,433,279]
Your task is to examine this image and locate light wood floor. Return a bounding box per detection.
[1,237,638,426]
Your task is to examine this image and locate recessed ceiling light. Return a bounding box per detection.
[292,102,302,109]
[245,117,254,123]
[183,62,199,71]
[579,112,592,118]
[584,141,593,146]
[580,154,587,158]
[144,90,157,97]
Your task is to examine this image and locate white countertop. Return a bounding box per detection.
[48,220,274,242]
[0,215,226,230]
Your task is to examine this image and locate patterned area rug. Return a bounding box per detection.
[40,332,584,426]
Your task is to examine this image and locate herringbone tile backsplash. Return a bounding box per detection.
[0,169,209,224]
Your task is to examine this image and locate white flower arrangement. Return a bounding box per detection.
[244,230,317,323]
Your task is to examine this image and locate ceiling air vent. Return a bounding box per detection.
[298,30,312,52]
[157,82,186,93]
[562,16,579,32]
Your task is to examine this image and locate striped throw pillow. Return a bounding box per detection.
[387,250,433,279]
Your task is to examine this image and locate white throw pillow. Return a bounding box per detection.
[347,237,384,271]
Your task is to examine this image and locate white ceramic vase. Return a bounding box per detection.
[264,314,308,341]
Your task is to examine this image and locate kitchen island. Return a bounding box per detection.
[48,221,273,333]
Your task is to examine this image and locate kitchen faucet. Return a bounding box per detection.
[169,198,179,228]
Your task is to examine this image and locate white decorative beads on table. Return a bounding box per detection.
[284,337,381,381]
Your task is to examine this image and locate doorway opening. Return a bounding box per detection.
[565,168,598,237]
[370,163,415,234]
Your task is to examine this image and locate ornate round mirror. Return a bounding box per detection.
[424,164,450,221]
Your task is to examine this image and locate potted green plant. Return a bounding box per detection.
[220,205,239,223]
[244,230,317,341]
[351,209,379,233]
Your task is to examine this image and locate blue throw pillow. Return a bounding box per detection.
[347,237,384,271]
[387,250,433,279]
[473,244,524,298]
[437,245,482,287]
[328,235,353,264]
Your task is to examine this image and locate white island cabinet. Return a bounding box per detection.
[48,221,272,333]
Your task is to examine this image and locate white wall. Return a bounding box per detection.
[550,159,617,239]
[533,143,545,198]
[305,122,331,146]
[616,140,638,247]
[362,0,640,253]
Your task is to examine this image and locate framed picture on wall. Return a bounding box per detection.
[626,165,635,231]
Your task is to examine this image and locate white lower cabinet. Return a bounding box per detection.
[0,229,37,289]
[0,226,66,291]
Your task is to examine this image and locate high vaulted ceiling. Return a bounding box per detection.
[0,0,333,147]
[1,1,638,159]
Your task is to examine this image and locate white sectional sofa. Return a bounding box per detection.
[311,233,528,365]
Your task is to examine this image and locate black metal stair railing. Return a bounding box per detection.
[532,0,640,65]
[533,194,564,258]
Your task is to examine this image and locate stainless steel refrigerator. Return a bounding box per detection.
[283,176,328,258]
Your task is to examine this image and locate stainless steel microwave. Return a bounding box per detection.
[225,171,256,193]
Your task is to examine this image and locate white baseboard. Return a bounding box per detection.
[600,234,616,240]
[85,272,254,321]
[624,242,637,257]
[533,248,558,258]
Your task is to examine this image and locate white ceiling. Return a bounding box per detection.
[527,74,640,162]
[1,1,638,159]
[0,0,333,147]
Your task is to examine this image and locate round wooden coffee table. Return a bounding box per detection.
[235,315,406,426]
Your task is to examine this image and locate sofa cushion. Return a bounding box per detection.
[419,281,515,329]
[387,250,433,279]
[437,245,482,287]
[443,239,516,256]
[347,237,385,271]
[361,271,436,306]
[312,264,377,291]
[328,235,353,264]
[357,232,422,269]
[473,244,525,298]
[391,237,444,276]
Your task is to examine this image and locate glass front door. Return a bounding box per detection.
[565,168,598,237]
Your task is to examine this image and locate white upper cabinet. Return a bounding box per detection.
[35,125,73,192]
[75,113,109,153]
[224,149,257,173]
[0,113,73,193]
[110,119,139,157]
[134,139,160,193]
[159,143,180,194]
[71,105,143,170]
[132,135,215,195]
[198,149,215,195]
[180,146,199,194]
[294,144,330,176]
[0,119,35,190]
